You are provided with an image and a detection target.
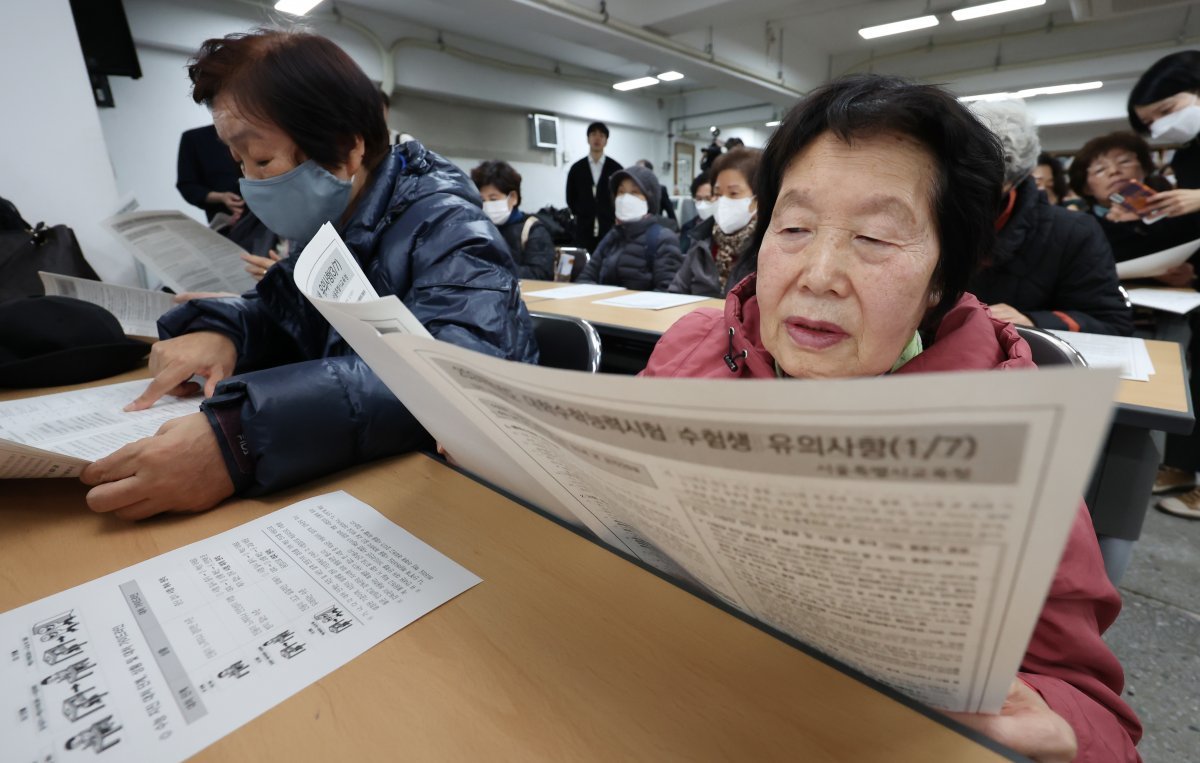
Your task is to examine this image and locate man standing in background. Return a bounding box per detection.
[565,121,622,252]
[176,124,242,223]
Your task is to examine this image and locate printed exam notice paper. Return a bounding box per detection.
[0,491,480,762]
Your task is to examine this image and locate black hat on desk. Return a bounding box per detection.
[0,296,150,388]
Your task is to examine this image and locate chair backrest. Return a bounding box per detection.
[1015,325,1088,368]
[553,247,589,282]
[529,311,602,373]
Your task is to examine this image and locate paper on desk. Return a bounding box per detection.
[307,282,1119,714]
[521,284,624,300]
[1115,236,1200,280]
[38,272,177,337]
[1047,330,1155,381]
[592,292,710,310]
[1126,287,1200,315]
[101,211,256,296]
[0,490,480,762]
[0,380,197,479]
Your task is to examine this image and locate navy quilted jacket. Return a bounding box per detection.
[159,141,538,494]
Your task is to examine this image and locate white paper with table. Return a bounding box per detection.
[38,272,177,337]
[0,380,197,479]
[101,211,256,296]
[521,284,623,300]
[1048,330,1155,381]
[591,292,710,310]
[1115,236,1200,280]
[293,229,1120,714]
[1126,287,1200,315]
[0,491,480,762]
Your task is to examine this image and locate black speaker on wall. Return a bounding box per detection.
[69,0,142,108]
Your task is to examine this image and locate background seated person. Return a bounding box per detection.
[470,160,555,280]
[669,147,762,298]
[642,74,1141,763]
[80,29,538,520]
[577,165,682,291]
[1068,131,1200,286]
[968,100,1132,335]
[678,171,712,253]
[633,158,677,224]
[1034,152,1086,211]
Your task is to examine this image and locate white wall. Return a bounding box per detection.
[100,45,214,223]
[0,0,136,284]
[97,0,671,227]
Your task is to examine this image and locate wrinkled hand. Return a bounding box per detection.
[1146,188,1200,218]
[1105,205,1141,223]
[241,250,282,281]
[945,679,1076,763]
[1155,262,1196,288]
[81,413,234,520]
[173,291,237,302]
[988,303,1033,327]
[207,190,246,216]
[125,332,237,411]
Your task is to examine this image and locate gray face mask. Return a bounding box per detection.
[239,160,352,245]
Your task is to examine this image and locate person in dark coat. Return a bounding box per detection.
[80,30,538,520]
[669,148,762,298]
[565,122,622,251]
[634,159,677,223]
[176,124,244,222]
[678,171,713,254]
[470,160,555,280]
[969,100,1132,336]
[577,165,682,291]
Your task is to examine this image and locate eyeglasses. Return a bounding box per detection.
[1087,156,1141,179]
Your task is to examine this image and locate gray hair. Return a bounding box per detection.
[968,99,1040,188]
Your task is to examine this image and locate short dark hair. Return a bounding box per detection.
[724,137,745,149]
[470,160,523,205]
[586,121,610,138]
[1067,132,1156,201]
[189,30,389,172]
[1037,153,1069,205]
[636,159,654,170]
[752,74,1004,323]
[1128,51,1200,133]
[710,147,762,194]
[689,171,711,197]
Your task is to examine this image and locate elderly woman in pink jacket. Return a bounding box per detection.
[643,75,1141,763]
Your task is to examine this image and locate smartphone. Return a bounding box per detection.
[1109,180,1166,224]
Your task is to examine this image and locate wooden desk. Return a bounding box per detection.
[2,387,1015,761]
[521,280,724,339]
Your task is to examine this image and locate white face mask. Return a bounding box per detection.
[694,199,715,220]
[615,193,649,222]
[1150,102,1200,144]
[715,195,754,234]
[482,198,512,225]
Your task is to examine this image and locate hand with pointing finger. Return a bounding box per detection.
[125,332,237,411]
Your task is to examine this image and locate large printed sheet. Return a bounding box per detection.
[1,491,480,762]
[38,272,177,338]
[291,228,1121,714]
[101,211,256,296]
[0,381,196,479]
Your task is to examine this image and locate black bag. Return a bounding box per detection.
[534,206,576,247]
[0,221,99,303]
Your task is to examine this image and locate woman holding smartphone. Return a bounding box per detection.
[1128,50,1200,219]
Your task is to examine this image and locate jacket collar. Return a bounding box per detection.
[991,176,1042,266]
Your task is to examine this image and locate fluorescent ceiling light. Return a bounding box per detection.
[951,0,1045,22]
[959,81,1102,102]
[613,76,659,91]
[274,0,324,14]
[656,71,684,82]
[765,120,781,127]
[858,15,938,40]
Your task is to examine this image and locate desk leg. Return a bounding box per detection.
[1084,423,1162,585]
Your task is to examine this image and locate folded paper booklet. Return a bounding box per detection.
[101,211,257,296]
[39,272,177,337]
[0,380,196,479]
[0,491,480,762]
[293,224,1121,714]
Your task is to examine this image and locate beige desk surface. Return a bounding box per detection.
[522,279,725,335]
[1,379,1009,762]
[521,281,1190,418]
